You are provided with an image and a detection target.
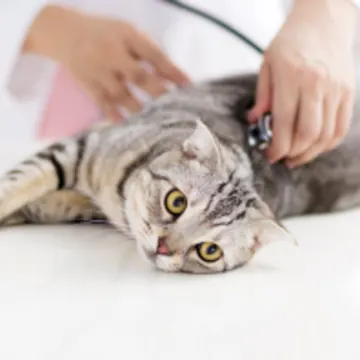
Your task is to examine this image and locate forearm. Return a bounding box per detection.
[22,4,83,65]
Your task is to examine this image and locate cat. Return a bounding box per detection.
[1,73,359,274]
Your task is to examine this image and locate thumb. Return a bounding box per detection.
[248,60,272,122]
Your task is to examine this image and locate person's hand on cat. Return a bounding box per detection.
[248,0,356,168]
[23,5,190,120]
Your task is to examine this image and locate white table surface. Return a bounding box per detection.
[0,143,359,360]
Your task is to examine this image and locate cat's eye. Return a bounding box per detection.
[164,189,187,217]
[195,242,223,263]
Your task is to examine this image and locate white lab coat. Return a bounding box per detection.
[0,0,357,141]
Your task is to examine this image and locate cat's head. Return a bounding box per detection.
[124,119,295,274]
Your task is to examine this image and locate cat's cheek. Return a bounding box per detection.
[134,230,160,263]
[135,238,160,270]
[136,241,153,265]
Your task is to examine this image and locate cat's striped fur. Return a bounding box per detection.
[1,73,360,273]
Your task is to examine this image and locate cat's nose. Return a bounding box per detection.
[156,236,172,256]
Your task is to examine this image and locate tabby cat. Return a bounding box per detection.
[1,73,359,274]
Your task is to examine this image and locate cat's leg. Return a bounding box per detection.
[0,137,88,224]
[1,190,106,226]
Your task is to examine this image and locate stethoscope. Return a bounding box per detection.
[160,0,273,151]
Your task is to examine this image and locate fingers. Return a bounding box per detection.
[107,44,172,98]
[127,29,191,86]
[288,95,323,160]
[85,60,170,120]
[88,82,123,121]
[121,89,143,114]
[265,67,299,164]
[284,71,325,166]
[330,86,354,150]
[73,20,191,118]
[102,73,143,112]
[123,63,168,97]
[254,57,354,168]
[89,71,143,120]
[285,79,353,168]
[248,61,272,123]
[286,100,327,168]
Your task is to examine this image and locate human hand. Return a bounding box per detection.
[24,5,190,120]
[248,0,357,168]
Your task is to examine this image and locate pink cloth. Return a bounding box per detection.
[37,66,102,140]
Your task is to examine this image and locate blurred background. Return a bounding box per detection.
[0,0,285,142]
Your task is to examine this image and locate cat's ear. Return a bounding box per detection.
[252,219,298,247]
[181,119,223,167]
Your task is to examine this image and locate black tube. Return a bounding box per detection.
[160,0,264,55]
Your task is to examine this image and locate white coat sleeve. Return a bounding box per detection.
[0,0,51,101]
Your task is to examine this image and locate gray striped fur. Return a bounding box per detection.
[0,73,359,274]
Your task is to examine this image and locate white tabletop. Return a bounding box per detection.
[0,143,359,360]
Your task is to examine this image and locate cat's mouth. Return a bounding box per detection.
[156,237,173,256]
[140,236,175,263]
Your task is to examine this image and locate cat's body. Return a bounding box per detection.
[1,73,360,273]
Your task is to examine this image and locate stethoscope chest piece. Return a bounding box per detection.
[247,113,273,151]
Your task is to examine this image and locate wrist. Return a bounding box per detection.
[23,5,84,64]
[294,0,356,8]
[292,0,357,41]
